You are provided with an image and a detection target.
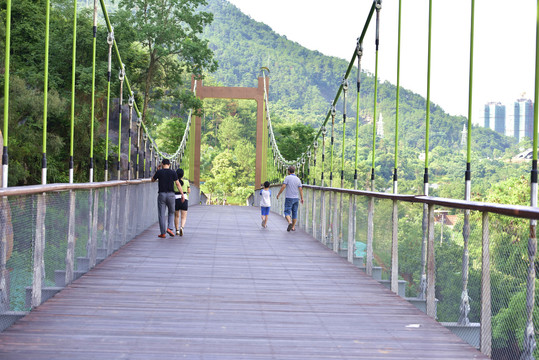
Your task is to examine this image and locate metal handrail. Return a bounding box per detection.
[298,184,539,220]
[0,179,153,197]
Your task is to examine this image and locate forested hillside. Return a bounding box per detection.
[199,0,522,196]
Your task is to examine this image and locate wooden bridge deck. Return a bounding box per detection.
[0,205,487,359]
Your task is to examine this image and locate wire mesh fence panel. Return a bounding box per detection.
[0,181,159,330]
[337,193,351,258]
[354,195,369,268]
[3,195,35,313]
[74,190,91,271]
[433,207,482,349]
[42,191,71,287]
[484,213,530,360]
[372,198,393,281]
[397,201,426,300]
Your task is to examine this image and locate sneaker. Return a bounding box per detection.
[179,227,184,236]
[287,223,292,232]
[158,234,166,238]
[166,228,175,237]
[261,221,265,227]
[176,229,180,236]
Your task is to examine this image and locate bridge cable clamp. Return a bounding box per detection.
[342,79,349,92]
[107,28,114,45]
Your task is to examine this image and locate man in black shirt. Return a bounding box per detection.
[152,159,184,238]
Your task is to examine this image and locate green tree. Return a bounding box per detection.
[273,122,315,162]
[115,0,218,123]
[154,117,186,155]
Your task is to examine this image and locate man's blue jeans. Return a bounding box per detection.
[284,198,299,219]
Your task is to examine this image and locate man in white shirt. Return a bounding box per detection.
[276,165,304,232]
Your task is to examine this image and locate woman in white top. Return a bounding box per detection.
[174,168,190,236]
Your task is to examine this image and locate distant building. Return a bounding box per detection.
[461,123,467,147]
[377,113,384,138]
[484,102,506,135]
[513,99,534,142]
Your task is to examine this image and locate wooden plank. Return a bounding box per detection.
[0,206,488,359]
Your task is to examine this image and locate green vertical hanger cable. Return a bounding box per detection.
[2,0,11,188]
[42,0,51,185]
[425,0,433,185]
[329,106,336,187]
[394,0,402,189]
[118,67,124,179]
[105,29,114,181]
[89,0,98,182]
[354,41,363,190]
[371,1,382,189]
[69,0,77,183]
[341,79,348,188]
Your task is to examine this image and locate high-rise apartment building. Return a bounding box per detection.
[513,99,534,142]
[484,102,506,135]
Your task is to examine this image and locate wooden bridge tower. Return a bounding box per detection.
[189,76,269,189]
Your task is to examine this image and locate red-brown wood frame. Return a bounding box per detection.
[190,76,268,189]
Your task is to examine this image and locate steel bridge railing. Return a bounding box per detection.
[0,180,159,331]
[257,184,539,359]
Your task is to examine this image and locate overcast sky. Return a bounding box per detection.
[226,0,537,124]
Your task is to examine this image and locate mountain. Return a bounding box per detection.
[200,0,515,160]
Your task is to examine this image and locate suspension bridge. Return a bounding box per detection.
[0,0,538,359]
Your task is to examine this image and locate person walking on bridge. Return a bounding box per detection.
[152,159,184,238]
[174,168,190,236]
[276,165,304,232]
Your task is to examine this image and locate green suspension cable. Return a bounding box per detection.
[309,2,376,149]
[2,0,11,188]
[425,0,433,187]
[89,0,98,182]
[69,0,77,184]
[394,0,402,190]
[42,0,51,185]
